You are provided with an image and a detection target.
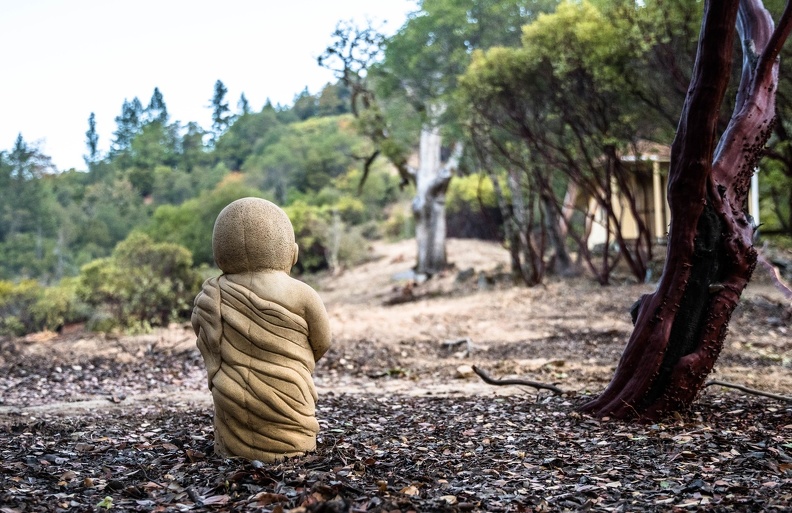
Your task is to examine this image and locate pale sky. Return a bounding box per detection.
[0,0,417,171]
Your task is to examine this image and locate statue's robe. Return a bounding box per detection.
[192,274,319,461]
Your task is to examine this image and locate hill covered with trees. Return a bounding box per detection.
[3,0,792,343]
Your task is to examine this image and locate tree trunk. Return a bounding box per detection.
[581,0,792,420]
[485,166,523,281]
[508,170,545,285]
[542,191,575,276]
[413,126,458,276]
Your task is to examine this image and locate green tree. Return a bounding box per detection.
[213,107,282,171]
[84,112,99,169]
[0,136,59,280]
[179,121,210,173]
[145,87,169,124]
[238,93,250,115]
[322,1,558,275]
[70,178,149,265]
[210,79,232,142]
[380,0,557,111]
[147,179,267,266]
[112,97,144,154]
[241,115,372,203]
[317,81,350,116]
[291,87,319,120]
[151,166,193,205]
[458,0,704,284]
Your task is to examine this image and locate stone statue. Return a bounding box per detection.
[192,197,331,461]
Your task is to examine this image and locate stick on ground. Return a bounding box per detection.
[472,366,564,395]
[704,380,792,403]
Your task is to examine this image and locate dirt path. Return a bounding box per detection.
[1,238,789,418]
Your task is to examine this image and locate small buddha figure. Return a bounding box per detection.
[192,197,331,461]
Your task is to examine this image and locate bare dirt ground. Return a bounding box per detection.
[1,238,791,511]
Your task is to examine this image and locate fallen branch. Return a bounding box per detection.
[704,380,792,403]
[441,337,471,348]
[441,337,473,357]
[472,366,563,395]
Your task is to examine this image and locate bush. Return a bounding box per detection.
[382,202,415,241]
[446,174,503,240]
[30,277,88,330]
[284,201,373,274]
[79,232,202,332]
[446,173,498,213]
[0,278,86,336]
[284,201,331,273]
[147,179,270,266]
[335,225,372,269]
[0,279,40,336]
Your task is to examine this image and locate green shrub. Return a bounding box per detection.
[335,225,372,269]
[284,201,331,273]
[382,202,415,241]
[30,277,88,330]
[334,196,367,225]
[284,201,374,274]
[447,173,498,214]
[78,232,202,332]
[147,179,270,266]
[0,277,89,337]
[0,279,41,336]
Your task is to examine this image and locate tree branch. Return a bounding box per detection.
[472,366,563,395]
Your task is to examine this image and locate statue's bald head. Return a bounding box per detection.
[212,197,297,274]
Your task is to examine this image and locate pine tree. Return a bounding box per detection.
[210,80,231,142]
[112,98,143,153]
[146,87,168,124]
[238,93,250,115]
[84,112,99,168]
[291,87,318,120]
[11,134,33,179]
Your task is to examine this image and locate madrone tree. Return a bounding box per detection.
[460,2,664,285]
[582,0,792,420]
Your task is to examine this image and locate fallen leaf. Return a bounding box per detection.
[60,470,77,481]
[400,484,420,496]
[96,496,113,509]
[253,492,288,505]
[202,495,230,505]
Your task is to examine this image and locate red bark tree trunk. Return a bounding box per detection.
[581,0,792,420]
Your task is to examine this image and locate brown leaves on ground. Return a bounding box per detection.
[0,394,790,511]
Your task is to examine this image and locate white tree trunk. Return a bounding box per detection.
[412,126,459,276]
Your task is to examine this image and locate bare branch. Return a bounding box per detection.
[358,150,380,194]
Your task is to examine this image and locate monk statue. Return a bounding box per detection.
[192,197,331,461]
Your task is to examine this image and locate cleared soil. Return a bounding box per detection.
[1,238,790,511]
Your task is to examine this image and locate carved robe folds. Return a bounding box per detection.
[192,274,319,461]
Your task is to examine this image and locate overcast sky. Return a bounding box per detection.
[0,0,416,171]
